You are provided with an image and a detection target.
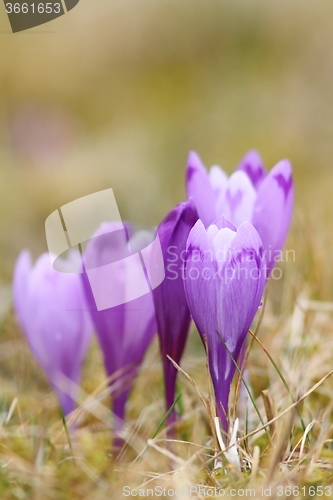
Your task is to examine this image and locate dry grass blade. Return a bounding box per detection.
[249,445,260,485]
[166,355,208,413]
[240,369,333,445]
[249,329,307,433]
[266,408,296,484]
[261,390,276,437]
[217,333,270,442]
[167,353,221,454]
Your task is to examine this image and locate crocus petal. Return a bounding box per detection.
[252,159,294,275]
[13,251,92,415]
[217,171,256,228]
[184,219,266,431]
[237,149,266,188]
[153,200,198,423]
[186,151,215,227]
[208,165,228,214]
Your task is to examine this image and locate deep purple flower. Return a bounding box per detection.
[184,215,266,431]
[81,223,156,430]
[153,201,198,425]
[13,251,92,415]
[186,150,294,275]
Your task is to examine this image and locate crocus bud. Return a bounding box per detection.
[153,201,198,426]
[13,250,92,415]
[184,216,266,432]
[81,222,157,432]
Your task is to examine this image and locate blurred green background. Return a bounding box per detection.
[0,0,332,284]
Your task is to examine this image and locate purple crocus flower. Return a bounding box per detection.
[81,223,156,431]
[153,201,198,425]
[184,215,266,432]
[186,150,294,275]
[13,251,92,415]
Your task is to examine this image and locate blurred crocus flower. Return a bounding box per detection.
[153,201,198,425]
[81,223,156,430]
[13,251,92,415]
[184,215,266,432]
[186,150,294,275]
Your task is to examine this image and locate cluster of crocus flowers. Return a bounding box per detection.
[13,223,157,439]
[154,149,293,435]
[12,148,294,451]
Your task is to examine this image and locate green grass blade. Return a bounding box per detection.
[152,393,182,439]
[60,410,74,459]
[176,381,185,417]
[131,394,183,466]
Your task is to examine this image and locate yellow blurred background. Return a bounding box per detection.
[0,0,332,288]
